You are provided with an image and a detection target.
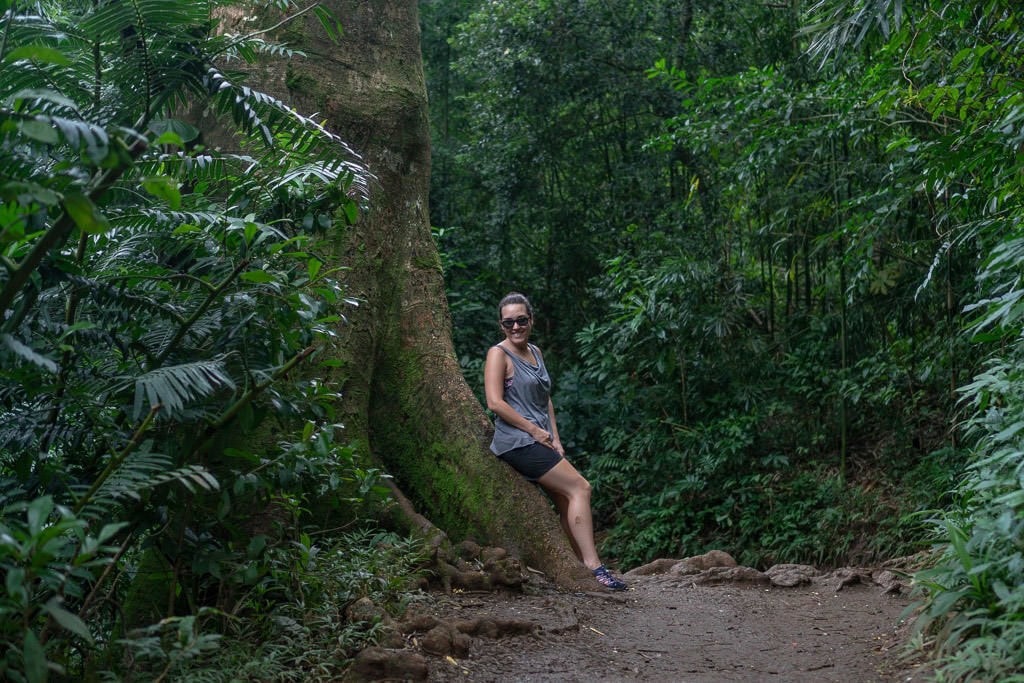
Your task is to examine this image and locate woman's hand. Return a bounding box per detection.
[534,429,564,456]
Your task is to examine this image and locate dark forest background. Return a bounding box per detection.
[423,0,967,567]
[423,2,1024,676]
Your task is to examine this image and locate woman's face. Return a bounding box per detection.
[499,303,532,344]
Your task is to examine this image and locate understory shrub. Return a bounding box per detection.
[126,530,429,683]
[912,351,1024,681]
[0,0,408,680]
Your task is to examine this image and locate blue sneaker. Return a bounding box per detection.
[593,565,627,591]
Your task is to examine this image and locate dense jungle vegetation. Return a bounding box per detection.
[424,0,1024,679]
[0,0,418,680]
[0,0,1022,680]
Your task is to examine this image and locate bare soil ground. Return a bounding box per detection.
[363,557,935,683]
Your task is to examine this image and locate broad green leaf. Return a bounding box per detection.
[23,629,47,683]
[19,119,59,144]
[141,176,182,210]
[149,118,200,143]
[246,534,267,559]
[154,131,185,147]
[43,598,94,644]
[5,181,60,206]
[26,496,53,536]
[5,567,27,605]
[58,321,97,341]
[97,522,128,544]
[62,193,111,234]
[4,45,71,66]
[240,270,276,283]
[314,5,344,43]
[343,201,358,224]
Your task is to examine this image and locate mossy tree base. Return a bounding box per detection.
[243,0,590,588]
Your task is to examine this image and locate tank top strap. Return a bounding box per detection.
[496,343,539,368]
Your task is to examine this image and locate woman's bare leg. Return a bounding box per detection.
[548,490,583,562]
[537,459,601,570]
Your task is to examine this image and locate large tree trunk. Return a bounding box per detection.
[246,0,590,588]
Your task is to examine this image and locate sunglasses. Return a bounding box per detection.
[500,316,531,329]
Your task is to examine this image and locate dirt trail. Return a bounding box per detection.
[406,561,933,683]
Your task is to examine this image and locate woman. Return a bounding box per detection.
[484,292,627,591]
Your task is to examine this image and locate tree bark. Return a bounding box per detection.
[245,0,589,588]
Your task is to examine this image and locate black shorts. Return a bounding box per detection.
[498,442,563,481]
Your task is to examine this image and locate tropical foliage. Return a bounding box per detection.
[0,0,419,680]
[426,0,964,565]
[424,0,1024,677]
[3,0,1023,678]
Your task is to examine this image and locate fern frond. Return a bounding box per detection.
[103,208,228,233]
[0,109,112,166]
[54,274,188,327]
[0,332,59,372]
[266,161,353,193]
[78,447,218,519]
[203,67,370,201]
[0,397,50,452]
[133,153,233,187]
[218,36,302,63]
[0,13,96,108]
[130,356,236,419]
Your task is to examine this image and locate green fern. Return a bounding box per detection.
[80,446,218,511]
[0,0,372,679]
[0,332,58,372]
[131,358,236,419]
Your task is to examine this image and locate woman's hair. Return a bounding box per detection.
[498,291,533,318]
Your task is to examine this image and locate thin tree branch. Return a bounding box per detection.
[189,345,316,456]
[78,533,133,620]
[73,404,161,515]
[153,258,250,366]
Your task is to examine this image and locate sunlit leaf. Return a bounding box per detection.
[4,45,71,66]
[141,176,182,210]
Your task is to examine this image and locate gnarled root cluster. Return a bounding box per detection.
[342,538,535,681]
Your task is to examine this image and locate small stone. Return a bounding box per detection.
[766,564,819,587]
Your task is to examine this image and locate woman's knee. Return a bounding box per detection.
[571,475,592,499]
[539,460,591,497]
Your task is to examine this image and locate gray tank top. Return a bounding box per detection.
[489,343,552,455]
